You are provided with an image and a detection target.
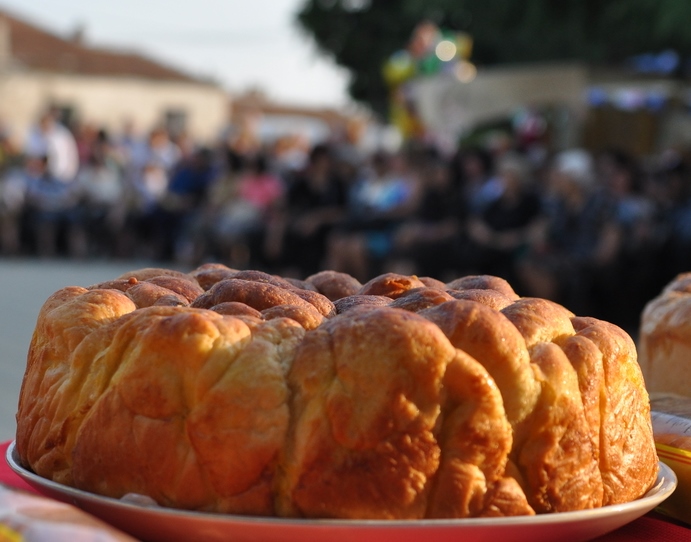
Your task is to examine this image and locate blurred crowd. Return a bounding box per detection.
[2,106,691,331]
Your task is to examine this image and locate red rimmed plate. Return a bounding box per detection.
[5,441,676,542]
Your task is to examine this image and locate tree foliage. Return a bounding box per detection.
[296,0,691,116]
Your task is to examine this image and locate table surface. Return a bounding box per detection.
[1,441,690,542]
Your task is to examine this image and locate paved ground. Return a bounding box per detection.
[0,258,163,441]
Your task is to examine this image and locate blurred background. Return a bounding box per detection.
[0,0,690,364]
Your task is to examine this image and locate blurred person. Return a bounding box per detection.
[74,131,126,257]
[653,152,691,282]
[0,120,19,174]
[326,149,421,281]
[119,127,182,258]
[517,149,618,316]
[0,164,28,254]
[269,143,348,277]
[390,156,460,279]
[121,161,169,259]
[332,117,367,173]
[175,149,246,266]
[201,153,284,268]
[221,113,262,174]
[113,119,146,171]
[73,121,99,167]
[513,106,549,166]
[25,107,79,184]
[139,126,181,173]
[449,146,499,218]
[464,151,543,286]
[596,149,658,327]
[237,154,285,213]
[171,130,197,162]
[330,121,367,199]
[22,153,85,258]
[272,134,308,177]
[125,125,181,188]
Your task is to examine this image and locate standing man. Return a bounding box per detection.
[25,107,79,184]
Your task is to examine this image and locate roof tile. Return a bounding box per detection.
[1,9,201,83]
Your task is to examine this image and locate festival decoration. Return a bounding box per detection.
[383,20,474,140]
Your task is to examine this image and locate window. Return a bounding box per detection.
[165,109,187,138]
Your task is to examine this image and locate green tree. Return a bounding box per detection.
[296,0,691,117]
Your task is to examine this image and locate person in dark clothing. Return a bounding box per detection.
[22,153,85,257]
[268,144,348,277]
[449,145,498,220]
[518,149,619,315]
[391,158,460,279]
[465,151,543,288]
[326,150,421,281]
[156,147,216,261]
[595,149,658,329]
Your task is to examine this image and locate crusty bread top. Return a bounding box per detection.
[15,266,658,519]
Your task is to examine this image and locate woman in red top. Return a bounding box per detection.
[237,154,285,213]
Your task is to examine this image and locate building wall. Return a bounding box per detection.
[412,63,588,151]
[0,70,228,145]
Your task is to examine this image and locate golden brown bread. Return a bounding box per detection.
[209,301,263,319]
[572,316,658,505]
[305,270,362,300]
[282,277,318,291]
[277,308,449,518]
[15,267,659,519]
[277,307,525,519]
[446,288,514,310]
[426,348,532,518]
[230,270,298,290]
[191,279,315,313]
[388,287,454,312]
[16,287,138,482]
[18,297,304,514]
[144,275,204,302]
[125,282,189,308]
[357,272,426,299]
[86,277,139,293]
[188,263,237,290]
[418,276,447,290]
[334,294,392,314]
[261,304,326,330]
[446,275,519,300]
[420,300,540,428]
[114,267,191,282]
[70,311,304,514]
[639,272,691,397]
[288,288,336,318]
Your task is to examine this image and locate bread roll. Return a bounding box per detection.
[357,273,426,299]
[189,263,237,290]
[639,272,691,396]
[15,266,659,519]
[306,270,362,300]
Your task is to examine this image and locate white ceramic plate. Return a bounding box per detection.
[6,441,677,542]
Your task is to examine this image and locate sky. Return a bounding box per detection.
[0,0,352,107]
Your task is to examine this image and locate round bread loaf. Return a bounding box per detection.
[639,272,691,396]
[15,266,658,519]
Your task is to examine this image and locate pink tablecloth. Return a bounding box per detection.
[2,440,690,541]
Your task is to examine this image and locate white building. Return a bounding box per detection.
[0,9,228,146]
